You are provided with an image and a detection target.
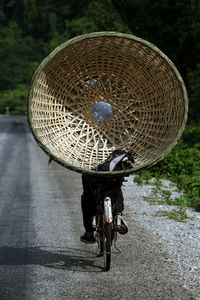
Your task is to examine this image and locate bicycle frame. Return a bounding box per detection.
[104,197,113,223]
[92,188,119,271]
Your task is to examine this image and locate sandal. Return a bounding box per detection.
[115,214,128,234]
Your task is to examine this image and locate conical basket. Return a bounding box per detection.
[28,32,188,175]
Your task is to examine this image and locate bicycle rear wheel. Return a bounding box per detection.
[104,223,112,271]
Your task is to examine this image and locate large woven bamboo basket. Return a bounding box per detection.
[28,32,188,175]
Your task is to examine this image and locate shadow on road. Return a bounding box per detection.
[0,246,105,272]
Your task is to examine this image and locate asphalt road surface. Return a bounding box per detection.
[0,116,196,300]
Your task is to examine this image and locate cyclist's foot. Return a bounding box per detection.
[115,214,128,234]
[80,232,96,244]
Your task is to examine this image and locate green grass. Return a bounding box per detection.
[154,207,192,223]
[134,126,200,212]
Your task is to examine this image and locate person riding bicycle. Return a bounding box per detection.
[80,149,134,243]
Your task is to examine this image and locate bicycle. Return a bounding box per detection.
[88,171,129,271]
[94,182,116,271]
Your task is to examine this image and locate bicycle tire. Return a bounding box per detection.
[104,223,112,271]
[98,239,104,256]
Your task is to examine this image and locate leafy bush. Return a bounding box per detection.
[0,84,28,115]
[136,125,200,211]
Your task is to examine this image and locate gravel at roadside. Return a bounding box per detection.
[123,175,200,299]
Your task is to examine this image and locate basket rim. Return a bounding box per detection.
[27,31,188,175]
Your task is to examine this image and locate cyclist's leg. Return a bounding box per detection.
[80,194,96,243]
[116,187,124,214]
[81,194,96,232]
[114,187,128,234]
[80,174,97,243]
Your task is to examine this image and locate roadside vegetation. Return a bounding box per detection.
[134,124,200,212]
[154,207,192,223]
[0,0,199,210]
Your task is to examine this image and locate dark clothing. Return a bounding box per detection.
[81,148,134,232]
[81,174,124,232]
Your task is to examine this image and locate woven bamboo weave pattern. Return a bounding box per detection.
[28,32,188,175]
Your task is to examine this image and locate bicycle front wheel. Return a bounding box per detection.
[104,223,112,271]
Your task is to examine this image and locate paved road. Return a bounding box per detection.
[0,116,196,300]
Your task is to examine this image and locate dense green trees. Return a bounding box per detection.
[0,0,129,114]
[111,0,200,122]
